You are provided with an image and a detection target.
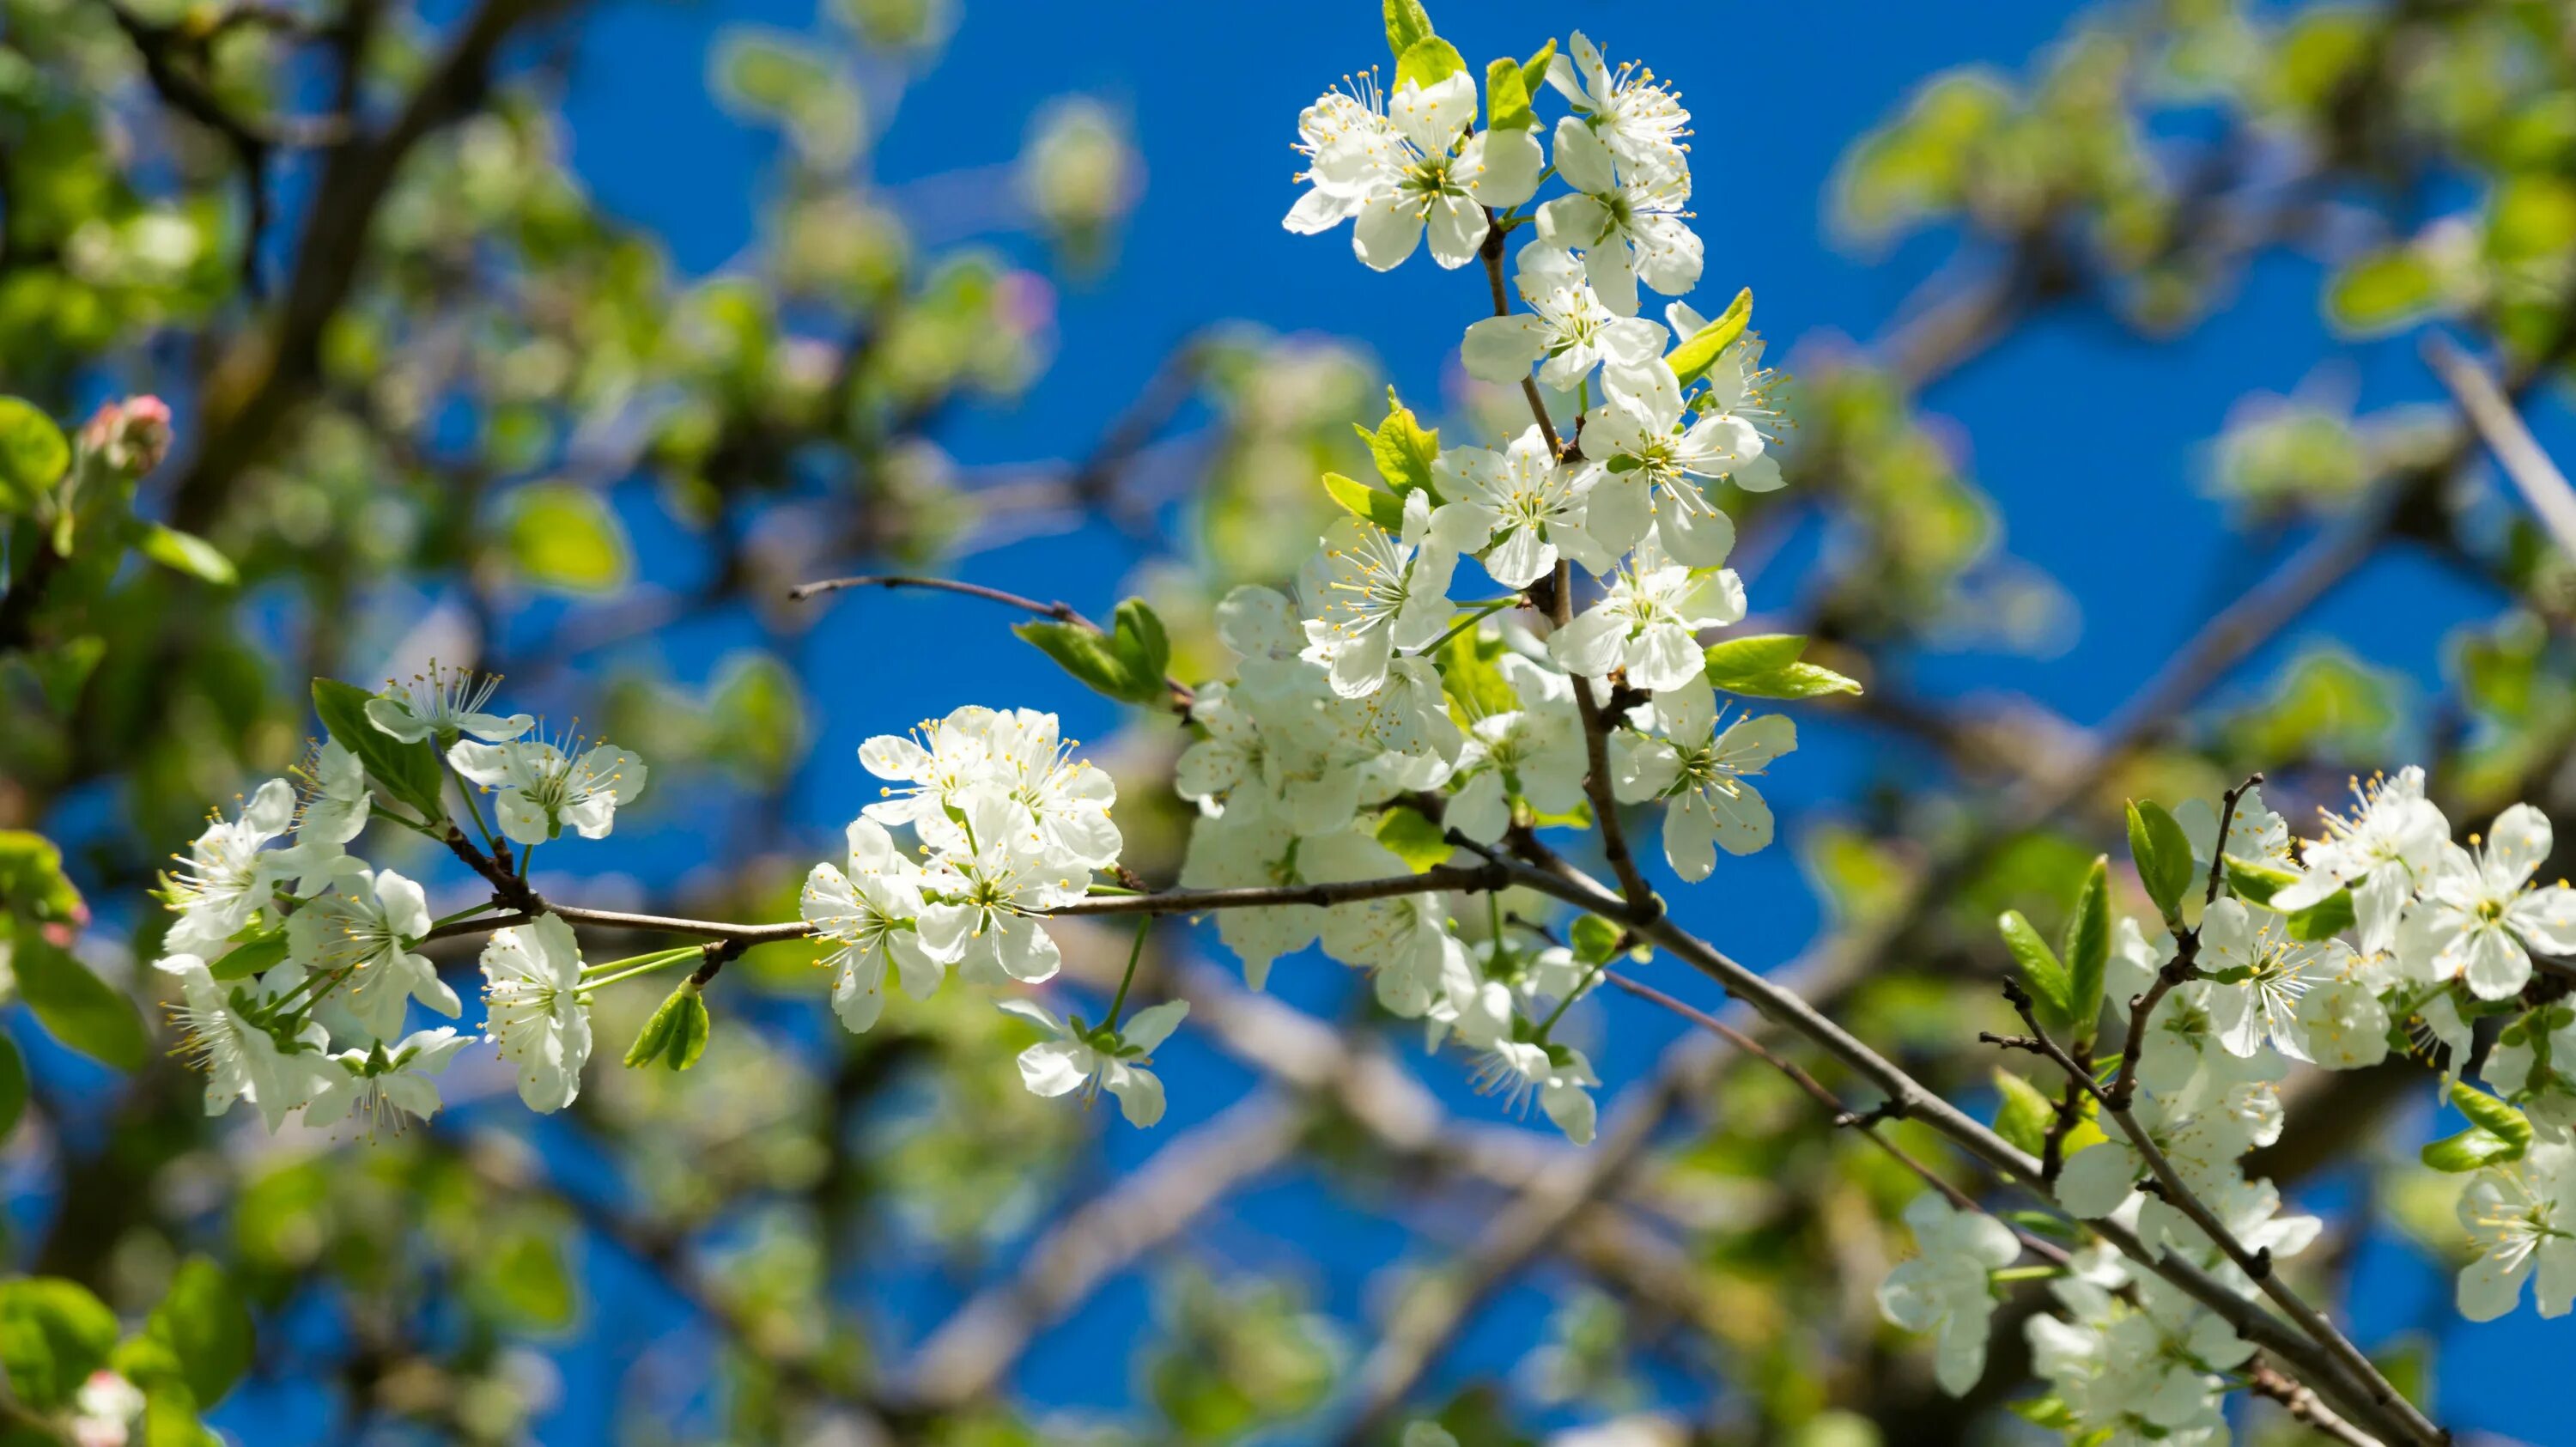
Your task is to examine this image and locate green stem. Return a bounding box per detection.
[577,947,701,993]
[1103,915,1151,1032]
[1534,956,1609,1038]
[1421,599,1516,655]
[428,901,500,930]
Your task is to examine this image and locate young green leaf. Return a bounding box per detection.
[2124,799,2195,922]
[2452,1080,2534,1150]
[134,524,238,587]
[1111,598,1172,684]
[1012,621,1166,706]
[2222,854,2298,907]
[2285,887,2357,942]
[2062,856,2110,1046]
[1395,34,1469,94]
[0,1035,24,1145]
[2421,1126,2528,1172]
[0,1278,118,1411]
[313,678,447,823]
[1518,39,1557,96]
[0,398,69,514]
[624,982,712,1070]
[1997,909,2074,1032]
[147,1258,253,1407]
[1702,634,1863,699]
[1664,288,1753,387]
[1366,390,1442,500]
[1992,1067,2055,1157]
[1322,471,1411,533]
[1570,914,1625,966]
[13,921,147,1071]
[0,830,84,925]
[208,932,289,982]
[1376,806,1455,872]
[1485,57,1534,131]
[1382,0,1434,58]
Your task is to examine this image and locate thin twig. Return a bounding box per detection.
[2423,331,2576,563]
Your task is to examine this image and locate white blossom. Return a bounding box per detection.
[479,912,592,1113]
[285,864,459,1040]
[1576,362,1765,567]
[2196,896,2354,1061]
[366,664,532,744]
[299,739,373,845]
[1299,490,1460,697]
[917,792,1085,986]
[163,779,303,956]
[2296,976,2392,1071]
[1546,33,1690,187]
[159,953,327,1132]
[1535,162,1699,316]
[2483,1006,2576,1134]
[999,996,1188,1128]
[1470,1037,1600,1144]
[1875,1193,2020,1395]
[1283,70,1543,271]
[860,706,1119,870]
[1460,244,1665,390]
[1611,678,1794,879]
[1442,654,1587,843]
[2397,803,2576,1000]
[1182,815,1401,990]
[2456,1139,2576,1321]
[1548,534,1744,690]
[2273,769,2445,951]
[1428,424,1610,587]
[447,733,647,847]
[303,1026,470,1133]
[1320,875,1465,1018]
[802,817,965,1032]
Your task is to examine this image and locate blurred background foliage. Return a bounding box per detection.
[5,0,2576,1443]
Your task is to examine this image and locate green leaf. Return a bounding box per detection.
[1382,0,1434,58]
[2125,799,2195,923]
[1485,57,1534,131]
[0,1278,118,1411]
[2222,854,2298,907]
[1395,35,1468,94]
[1322,471,1410,533]
[134,524,237,587]
[2324,247,2439,337]
[1702,634,1863,699]
[1664,288,1753,387]
[147,1258,252,1407]
[0,1036,24,1144]
[1997,909,2074,1033]
[313,678,447,822]
[0,830,84,925]
[1375,806,1455,872]
[1111,598,1173,684]
[2452,1080,2533,1149]
[0,398,69,514]
[1366,390,1441,500]
[1570,915,1623,966]
[2421,1127,2527,1172]
[1991,1067,2055,1158]
[2062,856,2110,1046]
[207,932,288,982]
[1518,40,1556,97]
[625,982,711,1070]
[1435,625,1518,722]
[1013,621,1166,705]
[13,921,147,1070]
[2285,887,2356,942]
[501,481,632,596]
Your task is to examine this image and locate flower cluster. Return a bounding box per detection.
[155,666,647,1131]
[802,707,1171,1120]
[1874,769,2576,1432]
[1177,21,1814,1140]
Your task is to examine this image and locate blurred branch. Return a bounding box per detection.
[2423,330,2576,563]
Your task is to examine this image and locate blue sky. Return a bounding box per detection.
[182,0,2575,1439]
